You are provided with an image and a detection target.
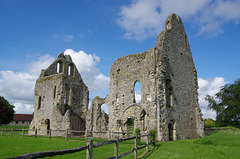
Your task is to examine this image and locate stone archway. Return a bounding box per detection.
[121,105,146,135]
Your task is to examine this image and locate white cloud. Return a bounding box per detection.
[198,77,227,119]
[64,49,109,92]
[28,54,55,75]
[0,50,109,114]
[117,0,240,40]
[135,93,141,103]
[0,55,54,114]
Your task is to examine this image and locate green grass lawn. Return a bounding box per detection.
[1,128,240,159]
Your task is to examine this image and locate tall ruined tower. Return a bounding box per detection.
[29,53,89,136]
[86,13,204,141]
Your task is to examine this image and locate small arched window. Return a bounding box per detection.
[68,65,74,76]
[57,61,63,73]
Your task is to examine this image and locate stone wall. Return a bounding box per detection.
[29,53,89,136]
[86,96,108,138]
[90,13,205,141]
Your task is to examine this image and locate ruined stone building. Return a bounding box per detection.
[29,53,89,136]
[87,13,204,141]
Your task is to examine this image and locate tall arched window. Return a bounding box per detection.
[68,64,74,76]
[57,61,63,73]
[134,81,141,103]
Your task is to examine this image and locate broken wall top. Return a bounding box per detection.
[39,53,85,84]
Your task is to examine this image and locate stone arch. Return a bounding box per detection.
[122,105,146,134]
[101,104,109,130]
[56,61,63,73]
[134,81,141,103]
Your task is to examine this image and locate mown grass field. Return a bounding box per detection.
[0,128,240,159]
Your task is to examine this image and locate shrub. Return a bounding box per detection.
[150,129,156,146]
[135,128,141,144]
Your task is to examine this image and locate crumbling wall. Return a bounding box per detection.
[86,96,108,138]
[29,53,89,136]
[105,48,160,139]
[101,13,204,141]
[155,13,204,140]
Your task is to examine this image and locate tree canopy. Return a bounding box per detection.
[205,78,240,127]
[0,96,15,125]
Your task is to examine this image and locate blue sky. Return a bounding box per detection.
[0,0,240,119]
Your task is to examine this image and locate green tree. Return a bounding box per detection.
[0,96,15,125]
[205,78,240,127]
[204,118,216,128]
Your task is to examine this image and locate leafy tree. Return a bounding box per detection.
[204,118,216,128]
[0,96,15,125]
[205,78,240,127]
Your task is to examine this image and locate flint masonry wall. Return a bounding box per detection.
[102,13,204,142]
[29,53,89,136]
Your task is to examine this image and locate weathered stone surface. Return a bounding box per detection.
[86,96,108,138]
[29,53,89,136]
[87,13,204,141]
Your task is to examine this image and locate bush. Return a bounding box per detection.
[150,129,156,146]
[135,128,141,144]
[204,118,216,128]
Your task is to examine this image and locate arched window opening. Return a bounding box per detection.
[134,81,141,103]
[57,61,63,73]
[38,96,41,109]
[68,65,74,76]
[124,117,135,136]
[68,66,71,76]
[101,104,109,131]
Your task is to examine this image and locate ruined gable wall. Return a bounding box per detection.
[29,53,89,136]
[156,13,204,140]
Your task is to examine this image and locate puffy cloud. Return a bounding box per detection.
[0,50,109,114]
[0,54,54,114]
[117,0,240,40]
[135,93,141,103]
[64,49,109,91]
[198,77,227,119]
[28,54,55,75]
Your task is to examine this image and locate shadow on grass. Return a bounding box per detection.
[139,143,161,159]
